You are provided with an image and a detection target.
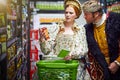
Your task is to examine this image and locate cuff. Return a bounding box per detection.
[114,60,120,66]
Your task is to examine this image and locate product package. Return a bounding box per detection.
[58,49,70,58]
[39,27,50,40]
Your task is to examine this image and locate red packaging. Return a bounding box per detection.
[30,50,39,62]
[30,40,38,51]
[39,27,50,40]
[30,29,39,40]
[30,61,37,80]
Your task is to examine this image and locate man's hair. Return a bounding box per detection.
[82,0,103,14]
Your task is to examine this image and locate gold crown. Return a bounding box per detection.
[64,0,81,9]
[64,0,81,18]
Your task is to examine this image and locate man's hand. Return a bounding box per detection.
[108,61,119,74]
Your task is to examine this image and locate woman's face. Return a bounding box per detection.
[65,6,77,23]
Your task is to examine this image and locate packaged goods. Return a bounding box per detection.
[58,49,70,58]
[39,27,50,40]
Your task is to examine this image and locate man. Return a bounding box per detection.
[82,0,120,80]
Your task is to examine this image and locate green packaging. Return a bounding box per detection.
[58,49,70,58]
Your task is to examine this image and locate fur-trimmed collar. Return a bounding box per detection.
[58,20,80,32]
[93,13,106,27]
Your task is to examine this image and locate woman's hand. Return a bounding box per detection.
[64,55,72,60]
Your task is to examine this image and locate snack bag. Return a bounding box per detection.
[39,27,50,40]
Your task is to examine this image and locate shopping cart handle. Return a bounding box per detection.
[73,56,90,68]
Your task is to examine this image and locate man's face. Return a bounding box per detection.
[83,12,95,24]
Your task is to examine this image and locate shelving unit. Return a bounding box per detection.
[107,2,120,13]
[100,0,120,13]
[0,1,7,80]
[0,0,30,80]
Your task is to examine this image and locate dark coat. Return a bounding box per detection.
[85,12,120,80]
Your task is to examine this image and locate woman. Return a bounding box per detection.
[40,0,91,79]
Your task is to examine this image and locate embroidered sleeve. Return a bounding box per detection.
[71,26,88,59]
[40,25,59,55]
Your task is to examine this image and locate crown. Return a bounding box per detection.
[64,0,81,18]
[64,0,81,9]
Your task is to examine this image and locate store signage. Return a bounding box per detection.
[33,13,64,29]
